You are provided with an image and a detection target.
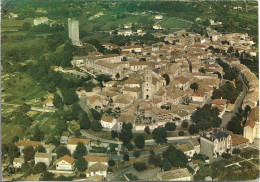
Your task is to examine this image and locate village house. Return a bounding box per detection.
[124,78,141,88]
[153,24,164,30]
[56,155,75,171]
[190,138,200,154]
[121,45,142,53]
[191,88,207,104]
[87,95,103,109]
[124,30,133,36]
[44,144,55,153]
[102,43,118,50]
[177,143,196,158]
[129,61,149,71]
[157,168,192,181]
[34,17,48,25]
[83,156,109,167]
[174,76,190,90]
[43,98,54,108]
[155,14,163,20]
[13,157,24,168]
[211,98,228,118]
[67,138,91,154]
[85,162,108,179]
[16,140,42,152]
[35,152,52,166]
[60,132,69,144]
[243,107,259,143]
[122,87,140,99]
[100,116,117,129]
[200,129,232,159]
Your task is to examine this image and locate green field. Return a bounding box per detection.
[158,17,192,29]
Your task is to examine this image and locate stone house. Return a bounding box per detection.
[85,162,108,179]
[56,155,75,171]
[13,157,24,168]
[83,156,109,167]
[67,138,91,154]
[157,168,192,181]
[35,152,52,166]
[100,116,117,129]
[243,107,259,143]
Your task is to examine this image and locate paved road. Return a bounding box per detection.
[221,72,248,131]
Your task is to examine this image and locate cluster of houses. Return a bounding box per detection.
[13,137,110,181]
[72,28,258,132]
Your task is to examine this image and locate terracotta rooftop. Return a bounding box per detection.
[211,99,227,106]
[244,107,259,129]
[230,134,249,146]
[56,155,75,165]
[193,88,206,97]
[175,76,189,84]
[129,61,148,66]
[84,155,109,163]
[43,98,53,105]
[16,140,41,148]
[67,138,91,146]
[88,95,102,104]
[122,45,142,49]
[101,116,115,123]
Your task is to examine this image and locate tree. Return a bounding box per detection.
[91,121,103,132]
[56,146,71,158]
[212,88,222,99]
[152,127,167,144]
[221,153,231,159]
[227,116,243,135]
[79,113,91,130]
[181,120,189,128]
[116,73,120,80]
[211,116,222,128]
[122,56,127,61]
[119,123,133,146]
[35,145,46,153]
[111,130,118,139]
[62,88,79,105]
[19,103,31,113]
[167,147,187,167]
[127,143,134,151]
[33,162,46,174]
[134,134,145,149]
[22,22,31,31]
[162,74,170,85]
[190,83,199,91]
[41,171,54,181]
[75,157,88,172]
[108,159,115,166]
[23,146,35,162]
[53,93,64,109]
[159,158,171,171]
[90,109,102,121]
[73,142,87,159]
[133,162,147,171]
[31,125,44,141]
[233,148,241,155]
[165,122,176,131]
[188,124,199,135]
[144,126,151,135]
[123,153,129,161]
[133,150,140,158]
[153,155,162,167]
[199,67,206,73]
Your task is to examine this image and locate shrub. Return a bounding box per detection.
[178,131,185,136]
[221,153,231,159]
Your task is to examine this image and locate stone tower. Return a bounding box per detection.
[68,18,82,46]
[142,68,153,100]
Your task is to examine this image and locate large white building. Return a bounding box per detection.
[35,152,52,166]
[67,138,91,154]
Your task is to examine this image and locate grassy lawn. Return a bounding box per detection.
[2,123,25,144]
[2,73,48,104]
[158,17,192,29]
[1,18,33,27]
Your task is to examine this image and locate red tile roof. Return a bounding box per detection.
[57,155,75,165]
[67,138,91,146]
[16,140,41,148]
